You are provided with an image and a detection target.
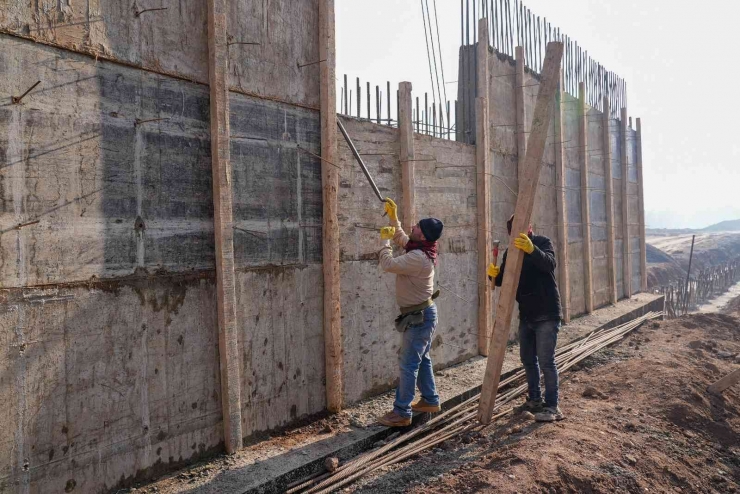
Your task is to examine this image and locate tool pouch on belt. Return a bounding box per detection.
[393,289,440,333]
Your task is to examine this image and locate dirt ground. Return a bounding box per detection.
[344,308,740,493]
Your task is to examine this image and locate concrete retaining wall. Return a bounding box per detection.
[0,14,647,493]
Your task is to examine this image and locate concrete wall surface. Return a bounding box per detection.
[0,0,320,108]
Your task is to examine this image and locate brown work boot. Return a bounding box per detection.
[377,411,412,427]
[411,398,441,413]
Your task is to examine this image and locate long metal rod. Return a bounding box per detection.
[683,234,696,314]
[336,118,386,203]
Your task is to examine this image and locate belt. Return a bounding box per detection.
[399,289,440,315]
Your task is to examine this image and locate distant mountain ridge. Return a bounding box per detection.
[702,219,740,232]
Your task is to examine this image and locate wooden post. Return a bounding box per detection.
[207,0,243,453]
[620,107,631,299]
[602,97,618,305]
[707,368,740,395]
[579,82,593,313]
[319,0,343,412]
[478,42,563,424]
[476,18,492,356]
[399,82,415,232]
[636,118,647,292]
[515,46,526,184]
[554,70,570,322]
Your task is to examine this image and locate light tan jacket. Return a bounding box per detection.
[378,219,435,308]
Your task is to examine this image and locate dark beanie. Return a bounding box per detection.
[419,218,444,242]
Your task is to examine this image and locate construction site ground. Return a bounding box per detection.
[133,293,662,493]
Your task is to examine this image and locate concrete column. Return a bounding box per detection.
[476,18,492,356]
[399,82,415,232]
[554,71,570,322]
[620,107,632,298]
[636,118,647,292]
[602,97,617,305]
[319,0,343,412]
[515,46,526,184]
[579,82,593,313]
[207,0,243,453]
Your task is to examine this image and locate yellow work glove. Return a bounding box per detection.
[513,233,535,254]
[384,198,398,222]
[486,263,499,278]
[380,226,396,240]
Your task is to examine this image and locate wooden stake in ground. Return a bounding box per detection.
[319,0,344,412]
[478,41,564,424]
[207,0,243,452]
[707,368,740,395]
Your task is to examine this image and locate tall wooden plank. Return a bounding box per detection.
[399,82,415,232]
[207,0,243,453]
[476,18,492,356]
[636,118,647,292]
[515,45,526,184]
[478,41,563,424]
[620,107,632,298]
[319,0,343,412]
[579,82,593,313]
[554,70,570,322]
[602,96,617,304]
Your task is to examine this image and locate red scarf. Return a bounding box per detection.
[405,240,439,265]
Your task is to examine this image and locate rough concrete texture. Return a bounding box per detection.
[0,32,326,492]
[0,0,320,109]
[336,118,479,404]
[0,277,223,494]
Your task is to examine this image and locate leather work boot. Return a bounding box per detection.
[411,398,441,413]
[377,411,412,427]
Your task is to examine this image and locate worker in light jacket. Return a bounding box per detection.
[488,214,564,422]
[375,198,444,427]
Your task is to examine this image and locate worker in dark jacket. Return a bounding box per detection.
[487,215,564,422]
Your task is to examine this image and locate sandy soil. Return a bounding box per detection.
[343,312,740,494]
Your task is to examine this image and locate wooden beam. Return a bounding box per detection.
[515,45,526,185]
[207,0,243,453]
[399,82,415,232]
[477,19,492,356]
[620,107,632,298]
[579,82,593,313]
[636,118,647,292]
[478,41,563,424]
[707,368,740,395]
[602,97,618,305]
[554,70,570,323]
[319,0,343,412]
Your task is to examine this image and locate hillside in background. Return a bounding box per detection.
[702,218,740,232]
[646,232,740,287]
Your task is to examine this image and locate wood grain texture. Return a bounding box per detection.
[477,19,492,356]
[554,71,571,322]
[399,81,416,231]
[478,41,563,424]
[515,46,526,185]
[620,107,632,298]
[708,368,740,394]
[319,0,343,412]
[636,118,647,292]
[207,0,243,453]
[579,82,593,313]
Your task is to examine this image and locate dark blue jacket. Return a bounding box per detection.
[494,234,563,322]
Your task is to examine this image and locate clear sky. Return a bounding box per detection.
[337,0,740,230]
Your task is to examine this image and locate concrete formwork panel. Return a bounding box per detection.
[0,278,222,494]
[0,0,320,108]
[587,107,609,307]
[235,265,325,437]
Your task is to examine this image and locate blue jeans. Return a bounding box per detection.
[393,304,440,418]
[519,318,560,408]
